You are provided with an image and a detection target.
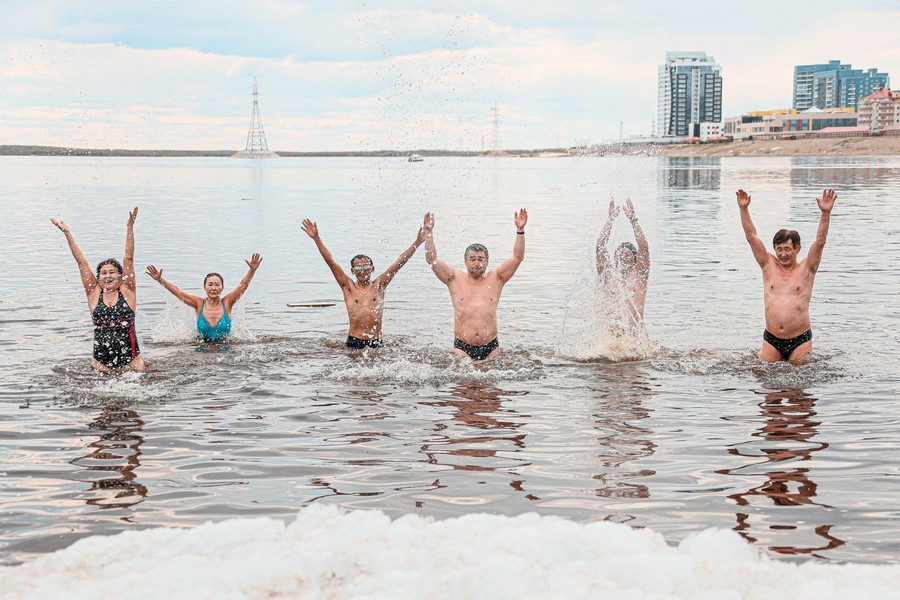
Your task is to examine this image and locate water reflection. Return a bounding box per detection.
[658,157,721,191]
[588,367,656,524]
[70,402,148,509]
[789,157,897,192]
[420,382,527,473]
[718,389,844,557]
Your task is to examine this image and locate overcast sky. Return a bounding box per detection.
[1,1,897,150]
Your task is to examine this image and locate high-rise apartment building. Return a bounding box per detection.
[657,52,722,138]
[793,60,890,111]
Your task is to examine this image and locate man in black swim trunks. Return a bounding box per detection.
[736,188,837,364]
[423,209,527,361]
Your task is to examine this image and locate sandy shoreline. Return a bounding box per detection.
[660,135,900,157]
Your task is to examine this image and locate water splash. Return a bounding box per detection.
[150,294,256,343]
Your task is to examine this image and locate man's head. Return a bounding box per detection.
[351,254,374,282]
[96,259,123,290]
[614,242,638,273]
[772,229,801,266]
[464,244,489,278]
[204,273,224,298]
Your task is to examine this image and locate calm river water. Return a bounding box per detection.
[1,155,898,565]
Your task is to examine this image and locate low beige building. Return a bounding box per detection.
[724,108,857,139]
[858,88,900,132]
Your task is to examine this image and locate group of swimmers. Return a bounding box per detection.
[51,187,837,372]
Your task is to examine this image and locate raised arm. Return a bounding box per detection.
[377,225,426,289]
[806,189,836,274]
[423,212,455,284]
[224,253,263,310]
[496,208,527,284]
[51,218,97,301]
[595,200,617,276]
[301,219,351,289]
[123,207,138,292]
[145,265,203,310]
[623,199,650,274]
[736,189,768,267]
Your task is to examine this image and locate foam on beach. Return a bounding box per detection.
[2,505,898,599]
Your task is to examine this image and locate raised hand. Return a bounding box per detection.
[301,219,318,238]
[128,206,139,226]
[607,199,619,220]
[736,189,751,209]
[817,189,837,214]
[423,212,435,233]
[416,225,428,245]
[50,218,70,234]
[145,265,163,280]
[623,198,636,222]
[514,208,528,230]
[245,253,263,271]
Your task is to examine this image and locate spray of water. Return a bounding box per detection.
[150,294,256,343]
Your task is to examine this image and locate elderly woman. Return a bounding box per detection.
[51,207,146,372]
[145,254,262,342]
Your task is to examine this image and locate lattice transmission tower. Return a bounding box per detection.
[234,77,277,158]
[490,103,502,153]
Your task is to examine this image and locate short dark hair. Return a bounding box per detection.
[616,242,637,258]
[350,254,373,269]
[204,272,224,286]
[96,258,123,277]
[464,243,489,260]
[772,229,800,247]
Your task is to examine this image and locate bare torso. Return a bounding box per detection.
[342,281,387,340]
[600,269,648,329]
[446,269,504,345]
[761,255,814,338]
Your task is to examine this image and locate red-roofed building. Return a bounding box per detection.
[858,88,900,132]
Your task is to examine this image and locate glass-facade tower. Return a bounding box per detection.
[793,60,889,111]
[658,52,722,138]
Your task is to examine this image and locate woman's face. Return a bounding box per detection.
[98,264,122,291]
[204,276,223,298]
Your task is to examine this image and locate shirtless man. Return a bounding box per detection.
[595,198,650,332]
[301,218,426,348]
[423,209,527,360]
[737,188,837,364]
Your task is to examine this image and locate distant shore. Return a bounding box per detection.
[3,136,899,159]
[659,135,900,157]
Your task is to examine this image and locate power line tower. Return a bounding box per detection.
[233,77,277,158]
[490,103,502,153]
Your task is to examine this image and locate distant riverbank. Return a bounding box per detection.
[660,135,900,157]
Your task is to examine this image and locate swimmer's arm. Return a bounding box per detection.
[736,190,768,267]
[497,209,527,283]
[51,218,98,298]
[146,266,202,310]
[224,253,262,310]
[302,220,352,289]
[123,207,138,293]
[423,212,455,284]
[596,201,616,276]
[630,212,650,274]
[378,227,426,289]
[806,189,836,274]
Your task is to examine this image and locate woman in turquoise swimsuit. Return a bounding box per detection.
[145,254,262,342]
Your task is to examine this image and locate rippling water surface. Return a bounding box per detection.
[1,155,899,564]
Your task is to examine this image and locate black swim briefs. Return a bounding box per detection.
[453,337,499,361]
[763,329,812,361]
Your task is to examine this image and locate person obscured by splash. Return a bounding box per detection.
[145,254,263,343]
[301,218,426,349]
[736,188,836,364]
[51,207,146,372]
[595,198,650,336]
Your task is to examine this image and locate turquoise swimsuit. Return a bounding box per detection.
[197,300,232,342]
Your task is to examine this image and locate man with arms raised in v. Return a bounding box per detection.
[301,218,426,349]
[423,209,527,361]
[737,188,837,364]
[596,198,650,334]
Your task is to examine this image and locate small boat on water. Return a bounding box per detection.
[408,154,424,162]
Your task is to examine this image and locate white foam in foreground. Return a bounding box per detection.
[2,506,899,599]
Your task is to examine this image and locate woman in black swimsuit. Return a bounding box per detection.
[52,207,146,372]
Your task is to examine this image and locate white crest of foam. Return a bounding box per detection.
[2,506,899,598]
[150,296,255,343]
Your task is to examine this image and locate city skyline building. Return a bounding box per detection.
[793,60,890,111]
[657,51,723,138]
[858,88,900,132]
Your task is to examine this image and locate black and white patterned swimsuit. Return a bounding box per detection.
[92,291,140,368]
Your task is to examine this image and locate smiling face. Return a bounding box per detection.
[351,256,374,283]
[204,274,224,298]
[96,260,123,291]
[773,240,801,266]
